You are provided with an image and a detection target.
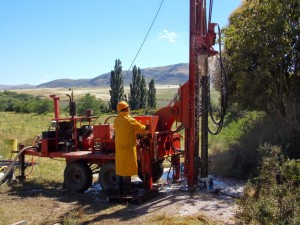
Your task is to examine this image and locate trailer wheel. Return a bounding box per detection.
[63,161,93,193]
[99,162,117,192]
[138,162,164,183]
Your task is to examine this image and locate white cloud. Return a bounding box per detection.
[158,30,177,43]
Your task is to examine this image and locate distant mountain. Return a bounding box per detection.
[87,63,189,87]
[138,63,189,85]
[0,63,189,90]
[37,79,91,88]
[0,84,37,90]
[37,63,189,88]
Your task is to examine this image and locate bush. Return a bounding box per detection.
[209,111,300,179]
[0,91,53,114]
[236,144,300,224]
[209,111,264,178]
[76,93,106,116]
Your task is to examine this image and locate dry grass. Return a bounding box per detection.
[151,213,213,225]
[11,85,179,101]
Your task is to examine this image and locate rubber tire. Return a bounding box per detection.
[138,162,164,183]
[64,161,93,193]
[99,162,117,192]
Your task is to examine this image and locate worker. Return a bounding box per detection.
[114,101,148,194]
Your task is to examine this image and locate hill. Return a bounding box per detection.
[0,84,37,90]
[36,63,189,88]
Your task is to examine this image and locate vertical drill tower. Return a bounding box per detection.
[185,0,217,188]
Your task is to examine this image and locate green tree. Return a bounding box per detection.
[77,93,104,116]
[223,0,300,157]
[109,59,125,111]
[0,91,52,114]
[33,98,53,114]
[139,75,147,109]
[129,65,142,110]
[147,79,156,108]
[237,144,300,224]
[223,0,300,122]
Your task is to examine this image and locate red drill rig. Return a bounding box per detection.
[16,0,224,194]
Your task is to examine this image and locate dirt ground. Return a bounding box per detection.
[0,177,244,225]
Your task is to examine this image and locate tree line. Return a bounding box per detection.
[0,90,108,116]
[0,91,52,114]
[109,59,156,111]
[0,59,157,115]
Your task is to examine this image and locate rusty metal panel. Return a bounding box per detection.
[134,115,159,135]
[93,124,114,139]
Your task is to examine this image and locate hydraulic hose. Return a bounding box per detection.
[0,146,32,185]
[104,115,117,124]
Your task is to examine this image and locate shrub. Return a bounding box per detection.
[76,93,106,116]
[0,91,53,114]
[209,111,264,178]
[209,111,300,179]
[236,144,300,224]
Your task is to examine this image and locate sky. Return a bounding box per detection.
[0,0,241,85]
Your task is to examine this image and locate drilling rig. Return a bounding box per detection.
[2,0,226,198]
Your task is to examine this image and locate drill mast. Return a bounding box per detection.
[185,0,218,188]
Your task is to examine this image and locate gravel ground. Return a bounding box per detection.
[0,175,244,225]
[85,176,245,224]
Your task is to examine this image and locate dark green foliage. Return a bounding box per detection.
[223,0,300,127]
[109,59,125,111]
[210,111,300,179]
[129,65,142,110]
[129,66,155,110]
[76,93,105,116]
[220,0,300,170]
[236,144,300,224]
[0,90,52,114]
[33,98,53,114]
[147,79,156,108]
[139,76,147,109]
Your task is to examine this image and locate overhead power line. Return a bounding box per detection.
[124,0,165,80]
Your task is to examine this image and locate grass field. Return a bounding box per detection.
[0,85,244,224]
[1,86,296,225]
[12,84,179,100]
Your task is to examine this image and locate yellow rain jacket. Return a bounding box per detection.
[114,111,146,176]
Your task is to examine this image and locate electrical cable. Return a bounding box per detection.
[123,0,165,80]
[25,155,40,177]
[0,166,9,185]
[104,115,117,124]
[25,155,35,177]
[208,25,228,135]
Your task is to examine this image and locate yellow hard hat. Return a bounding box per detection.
[117,101,129,112]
